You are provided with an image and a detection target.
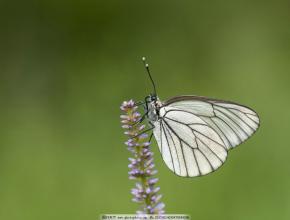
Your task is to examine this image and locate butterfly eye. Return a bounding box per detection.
[150,94,157,101]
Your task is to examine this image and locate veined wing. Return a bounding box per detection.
[152,95,259,177]
[153,109,228,177]
[164,95,260,149]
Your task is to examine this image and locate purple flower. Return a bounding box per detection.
[120,100,165,214]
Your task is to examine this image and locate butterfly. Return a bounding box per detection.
[138,57,260,177]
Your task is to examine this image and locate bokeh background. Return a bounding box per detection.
[1,0,290,219]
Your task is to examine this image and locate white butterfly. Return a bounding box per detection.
[140,57,260,177]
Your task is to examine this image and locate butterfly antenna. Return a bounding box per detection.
[142,57,157,96]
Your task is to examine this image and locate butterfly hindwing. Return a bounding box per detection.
[153,106,228,177]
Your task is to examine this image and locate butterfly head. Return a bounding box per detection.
[149,93,157,101]
[147,93,161,106]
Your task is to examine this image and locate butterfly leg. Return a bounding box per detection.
[132,111,148,125]
[131,123,155,139]
[149,132,154,142]
[132,98,150,125]
[135,95,150,107]
[134,101,145,106]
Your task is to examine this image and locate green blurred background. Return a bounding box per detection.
[1,0,290,219]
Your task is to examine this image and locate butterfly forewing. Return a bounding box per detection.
[153,95,259,177]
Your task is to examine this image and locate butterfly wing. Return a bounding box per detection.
[152,95,260,177]
[165,96,260,149]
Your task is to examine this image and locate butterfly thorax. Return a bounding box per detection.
[146,95,162,122]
